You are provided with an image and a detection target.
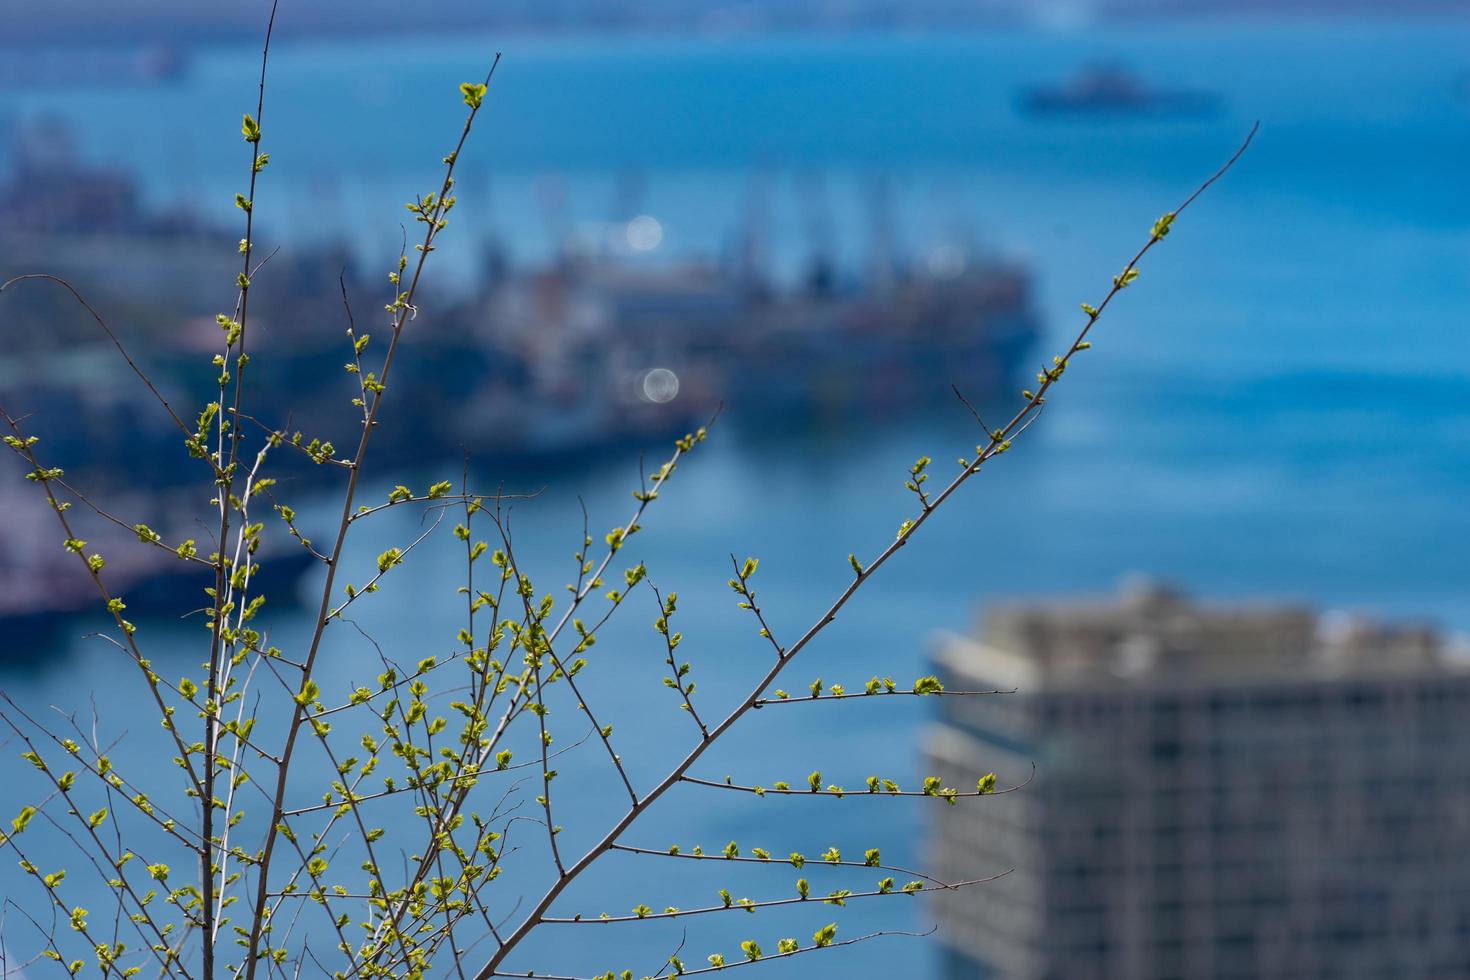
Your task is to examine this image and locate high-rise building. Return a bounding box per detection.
[926,580,1470,980]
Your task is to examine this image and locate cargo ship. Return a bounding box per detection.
[0,488,317,645]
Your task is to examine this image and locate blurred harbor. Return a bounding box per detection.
[0,117,1038,476]
[0,15,1467,979]
[0,114,1040,630]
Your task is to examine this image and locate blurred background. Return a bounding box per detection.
[1,0,1468,977]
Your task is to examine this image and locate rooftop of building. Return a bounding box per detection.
[936,576,1464,691]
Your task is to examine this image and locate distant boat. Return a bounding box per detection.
[1020,65,1223,118]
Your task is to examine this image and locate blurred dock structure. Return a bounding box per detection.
[0,118,1038,487]
[0,117,1039,632]
[928,579,1470,980]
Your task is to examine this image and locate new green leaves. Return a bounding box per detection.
[1113,267,1140,288]
[460,82,488,109]
[11,806,36,835]
[912,675,945,695]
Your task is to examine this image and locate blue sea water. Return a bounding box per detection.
[0,16,1468,977]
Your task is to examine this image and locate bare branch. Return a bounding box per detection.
[470,125,1256,980]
